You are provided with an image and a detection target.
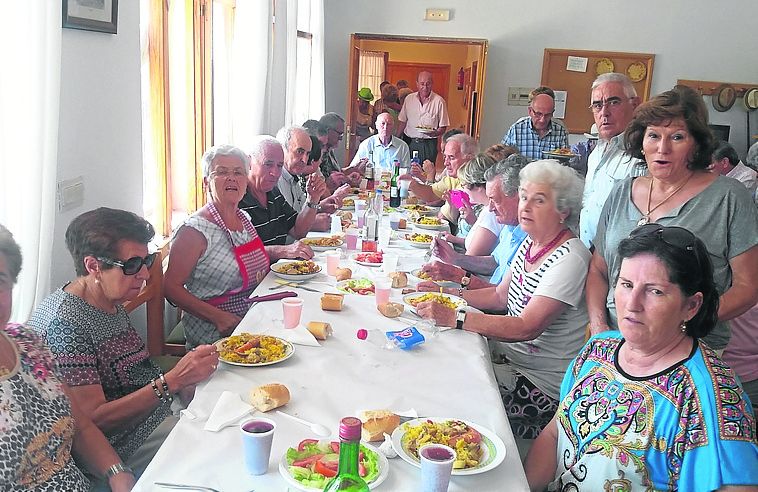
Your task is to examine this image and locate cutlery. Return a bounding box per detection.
[155,483,222,492]
[272,280,320,293]
[276,410,331,437]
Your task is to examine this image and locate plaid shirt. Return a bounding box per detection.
[501,117,569,159]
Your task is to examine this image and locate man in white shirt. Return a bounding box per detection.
[397,71,450,165]
[579,73,646,248]
[710,140,757,197]
[349,111,410,171]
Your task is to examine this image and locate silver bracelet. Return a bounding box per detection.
[105,462,133,479]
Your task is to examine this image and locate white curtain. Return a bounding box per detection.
[0,2,60,322]
[308,0,325,120]
[358,51,385,100]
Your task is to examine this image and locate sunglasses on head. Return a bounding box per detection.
[97,253,157,275]
[629,224,697,252]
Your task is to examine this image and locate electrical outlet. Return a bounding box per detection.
[425,8,450,21]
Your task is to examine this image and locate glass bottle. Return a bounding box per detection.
[362,192,378,252]
[322,417,369,492]
[364,151,375,191]
[389,160,401,207]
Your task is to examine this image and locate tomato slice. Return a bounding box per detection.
[314,460,337,478]
[297,439,319,452]
[330,441,340,453]
[292,454,323,468]
[359,462,367,477]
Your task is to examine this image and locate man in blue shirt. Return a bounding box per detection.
[502,90,568,159]
[349,111,410,171]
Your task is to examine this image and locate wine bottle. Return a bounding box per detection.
[322,417,369,492]
[389,160,401,207]
[365,151,375,191]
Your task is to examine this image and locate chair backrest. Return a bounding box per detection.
[123,242,185,356]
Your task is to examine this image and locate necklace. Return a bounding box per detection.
[525,228,568,264]
[637,174,693,226]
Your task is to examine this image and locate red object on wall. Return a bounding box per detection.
[457,67,465,90]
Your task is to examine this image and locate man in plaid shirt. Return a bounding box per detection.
[501,91,568,159]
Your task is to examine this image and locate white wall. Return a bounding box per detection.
[323,0,758,156]
[53,0,143,289]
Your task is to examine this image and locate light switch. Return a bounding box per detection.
[508,87,533,106]
[57,177,84,211]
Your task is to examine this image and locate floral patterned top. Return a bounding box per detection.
[551,332,758,491]
[0,323,88,491]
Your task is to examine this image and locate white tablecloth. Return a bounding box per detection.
[134,226,528,492]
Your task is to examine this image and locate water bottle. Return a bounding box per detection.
[322,417,370,492]
[374,190,384,217]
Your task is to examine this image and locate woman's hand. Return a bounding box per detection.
[422,260,465,282]
[416,301,456,327]
[167,344,219,393]
[285,241,315,260]
[108,471,136,492]
[459,201,477,225]
[213,310,242,336]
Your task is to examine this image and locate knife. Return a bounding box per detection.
[249,291,297,303]
[272,279,320,292]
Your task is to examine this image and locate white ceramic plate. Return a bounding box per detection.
[403,233,433,248]
[400,205,436,216]
[542,150,576,161]
[351,253,383,267]
[402,292,467,309]
[270,261,322,281]
[414,220,447,231]
[278,441,389,491]
[300,238,344,252]
[409,269,459,288]
[336,278,375,295]
[391,417,506,476]
[215,334,294,367]
[416,127,437,136]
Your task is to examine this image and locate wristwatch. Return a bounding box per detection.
[455,309,467,330]
[305,201,320,212]
[460,271,472,288]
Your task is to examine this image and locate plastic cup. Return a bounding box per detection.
[419,443,456,492]
[345,228,359,250]
[326,250,341,275]
[354,199,367,216]
[389,212,401,230]
[375,279,392,307]
[399,178,411,198]
[378,227,391,250]
[240,417,276,475]
[383,253,399,273]
[282,298,304,329]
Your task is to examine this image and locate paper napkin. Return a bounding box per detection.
[203,391,253,432]
[264,323,321,347]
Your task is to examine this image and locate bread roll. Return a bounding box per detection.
[306,321,332,340]
[335,267,352,281]
[389,271,408,288]
[360,410,401,442]
[250,383,290,412]
[377,302,404,318]
[320,293,344,311]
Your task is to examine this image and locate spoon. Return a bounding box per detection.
[276,410,331,437]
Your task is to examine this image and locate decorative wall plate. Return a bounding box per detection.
[595,57,615,75]
[744,87,758,111]
[626,61,647,82]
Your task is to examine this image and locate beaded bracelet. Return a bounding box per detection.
[159,373,173,403]
[150,379,162,400]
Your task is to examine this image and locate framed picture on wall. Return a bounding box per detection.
[62,0,118,34]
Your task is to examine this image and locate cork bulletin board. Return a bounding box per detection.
[540,48,655,134]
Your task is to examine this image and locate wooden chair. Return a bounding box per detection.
[124,242,186,358]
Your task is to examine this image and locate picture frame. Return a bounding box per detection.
[62,0,118,34]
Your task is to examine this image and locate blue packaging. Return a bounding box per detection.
[385,326,425,350]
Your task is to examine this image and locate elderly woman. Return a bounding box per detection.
[27,209,217,478]
[0,225,135,491]
[586,86,758,352]
[165,144,276,348]
[417,160,589,438]
[525,225,758,491]
[372,83,402,128]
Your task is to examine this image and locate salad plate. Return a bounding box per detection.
[351,252,383,267]
[391,417,506,476]
[215,333,294,367]
[336,278,375,295]
[402,292,467,310]
[279,439,389,491]
[271,260,322,281]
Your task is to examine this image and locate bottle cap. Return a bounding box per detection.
[338,417,363,441]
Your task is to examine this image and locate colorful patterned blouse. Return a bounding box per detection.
[552,332,758,491]
[0,323,89,491]
[27,288,171,461]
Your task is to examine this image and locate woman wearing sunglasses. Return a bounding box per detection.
[28,208,218,483]
[526,224,758,491]
[586,86,758,353]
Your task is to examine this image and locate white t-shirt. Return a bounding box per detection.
[463,208,504,252]
[501,237,590,398]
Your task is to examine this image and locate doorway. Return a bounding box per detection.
[345,33,488,167]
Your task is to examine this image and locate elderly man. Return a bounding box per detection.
[237,136,317,258]
[501,89,568,159]
[397,71,450,165]
[418,155,531,291]
[349,111,410,171]
[579,73,646,248]
[318,113,363,191]
[710,140,757,195]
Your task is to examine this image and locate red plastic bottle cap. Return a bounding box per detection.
[338,417,363,441]
[356,329,368,340]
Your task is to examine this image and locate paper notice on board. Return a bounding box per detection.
[566,56,588,73]
[553,91,567,119]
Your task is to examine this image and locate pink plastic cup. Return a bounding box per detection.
[345,229,359,250]
[326,250,341,275]
[375,279,392,307]
[282,298,304,329]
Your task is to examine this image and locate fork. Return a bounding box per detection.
[154,483,222,492]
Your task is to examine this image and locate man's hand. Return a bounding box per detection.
[431,235,459,264]
[306,173,327,203]
[416,300,456,328]
[332,183,352,202]
[284,241,315,260]
[422,159,436,183]
[410,163,427,181]
[326,171,348,191]
[319,196,340,214]
[421,260,465,282]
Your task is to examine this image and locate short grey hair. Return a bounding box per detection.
[458,154,495,187]
[276,126,307,151]
[746,141,758,171]
[484,153,532,196]
[447,133,479,158]
[248,135,281,164]
[319,112,344,131]
[518,159,585,233]
[591,73,637,99]
[201,144,250,178]
[0,223,22,283]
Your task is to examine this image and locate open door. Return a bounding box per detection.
[345,33,488,167]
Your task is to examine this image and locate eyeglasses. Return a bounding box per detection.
[588,97,629,113]
[529,107,554,119]
[97,253,157,275]
[329,127,344,137]
[210,167,246,178]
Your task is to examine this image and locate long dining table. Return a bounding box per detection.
[134,213,529,492]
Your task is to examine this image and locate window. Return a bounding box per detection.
[358,50,387,101]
